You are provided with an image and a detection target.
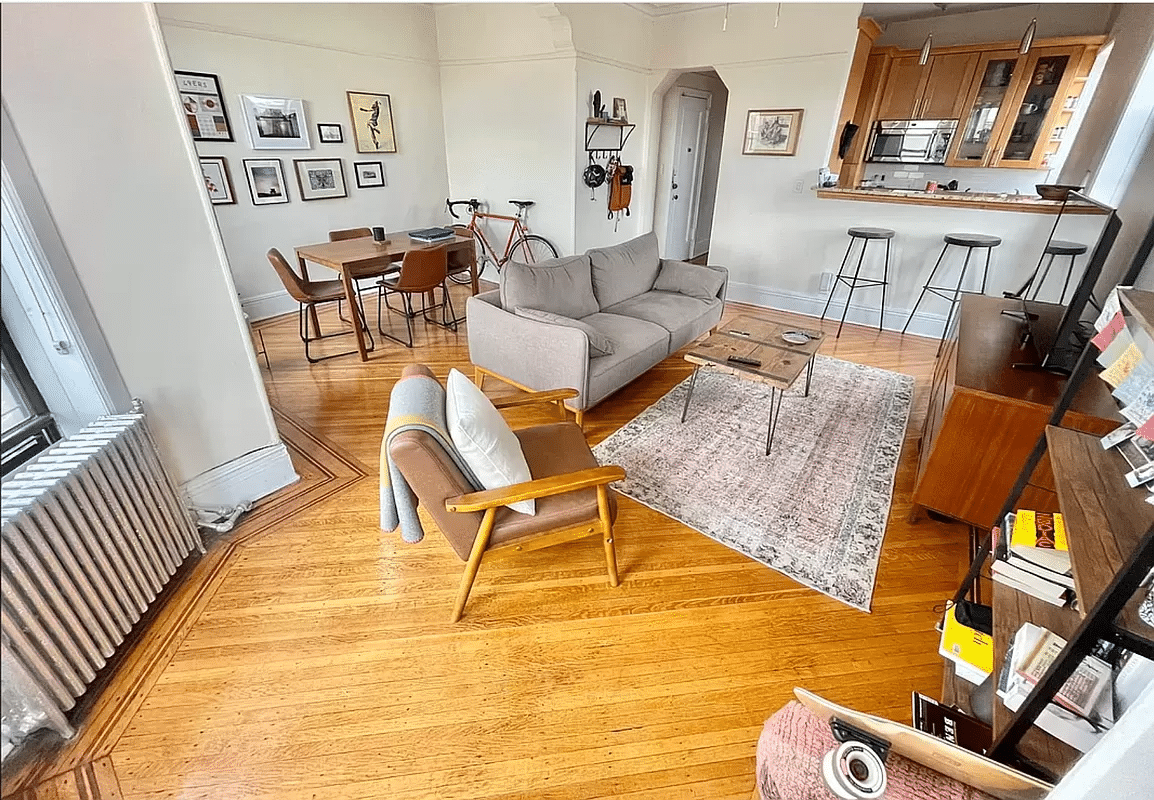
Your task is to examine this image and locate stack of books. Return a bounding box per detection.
[998,623,1114,753]
[911,691,992,754]
[939,602,993,685]
[991,511,1075,607]
[408,226,455,243]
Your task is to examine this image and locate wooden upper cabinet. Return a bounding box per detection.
[876,56,925,119]
[990,46,1084,169]
[920,52,980,119]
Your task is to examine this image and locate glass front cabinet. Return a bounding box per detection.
[946,45,1085,170]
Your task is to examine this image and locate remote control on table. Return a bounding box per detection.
[727,355,761,367]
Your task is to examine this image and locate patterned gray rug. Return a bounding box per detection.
[593,355,914,611]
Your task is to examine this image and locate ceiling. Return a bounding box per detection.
[860,3,1028,24]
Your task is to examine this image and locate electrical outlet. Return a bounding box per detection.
[793,179,805,193]
[819,271,834,292]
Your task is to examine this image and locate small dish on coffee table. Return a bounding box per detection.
[781,330,812,345]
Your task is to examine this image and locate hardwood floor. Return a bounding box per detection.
[4,286,970,799]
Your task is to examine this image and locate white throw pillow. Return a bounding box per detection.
[445,369,536,516]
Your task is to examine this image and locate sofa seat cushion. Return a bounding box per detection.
[501,254,599,319]
[603,291,723,352]
[488,422,617,546]
[581,312,670,407]
[587,232,661,309]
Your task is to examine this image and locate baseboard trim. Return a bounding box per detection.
[241,285,381,323]
[182,441,299,509]
[725,281,950,340]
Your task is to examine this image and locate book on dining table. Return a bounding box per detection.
[408,226,455,242]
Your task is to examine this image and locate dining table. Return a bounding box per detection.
[294,231,478,361]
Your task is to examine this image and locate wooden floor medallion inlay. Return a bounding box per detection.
[4,287,969,800]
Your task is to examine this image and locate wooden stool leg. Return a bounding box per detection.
[452,508,496,622]
[598,485,619,587]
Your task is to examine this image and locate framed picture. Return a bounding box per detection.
[317,123,343,143]
[346,91,397,153]
[242,158,289,205]
[240,94,311,150]
[294,158,347,201]
[198,156,235,205]
[612,97,628,123]
[353,161,386,189]
[743,108,804,156]
[175,71,233,141]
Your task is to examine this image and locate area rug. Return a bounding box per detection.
[592,355,914,611]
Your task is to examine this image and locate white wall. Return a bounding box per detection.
[874,3,1116,49]
[159,3,451,320]
[437,4,578,256]
[0,3,284,488]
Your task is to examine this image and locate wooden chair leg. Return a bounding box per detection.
[452,508,496,622]
[598,485,619,587]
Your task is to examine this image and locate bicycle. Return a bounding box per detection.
[445,198,559,284]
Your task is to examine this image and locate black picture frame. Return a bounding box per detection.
[317,123,344,143]
[353,161,385,189]
[294,158,348,201]
[199,156,236,205]
[242,158,290,205]
[174,70,234,142]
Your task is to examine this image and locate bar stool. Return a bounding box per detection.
[819,226,893,338]
[1027,240,1088,304]
[902,232,1000,353]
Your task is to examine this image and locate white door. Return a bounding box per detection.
[665,90,710,260]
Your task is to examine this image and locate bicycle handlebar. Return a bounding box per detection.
[446,198,480,219]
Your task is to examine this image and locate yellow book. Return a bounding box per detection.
[1010,510,1070,574]
[939,604,994,680]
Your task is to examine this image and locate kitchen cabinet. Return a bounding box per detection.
[948,50,1021,167]
[875,53,978,120]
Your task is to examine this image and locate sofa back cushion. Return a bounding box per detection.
[652,259,727,301]
[513,307,615,357]
[587,232,661,309]
[500,254,599,319]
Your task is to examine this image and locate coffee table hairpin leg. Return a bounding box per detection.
[765,386,785,456]
[805,357,814,398]
[680,367,700,423]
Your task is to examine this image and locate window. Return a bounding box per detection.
[1,319,60,476]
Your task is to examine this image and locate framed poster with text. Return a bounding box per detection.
[175,71,233,142]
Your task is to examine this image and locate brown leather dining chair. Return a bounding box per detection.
[328,227,398,323]
[385,364,623,621]
[266,247,373,362]
[376,245,458,347]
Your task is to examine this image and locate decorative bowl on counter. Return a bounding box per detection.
[1035,183,1083,201]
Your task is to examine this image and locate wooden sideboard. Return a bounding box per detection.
[913,294,1121,529]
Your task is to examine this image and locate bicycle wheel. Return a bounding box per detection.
[507,234,559,265]
[447,225,492,284]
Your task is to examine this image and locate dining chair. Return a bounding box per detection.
[266,248,373,362]
[384,364,623,621]
[327,227,398,324]
[376,245,458,347]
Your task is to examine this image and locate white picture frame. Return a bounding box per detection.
[240,94,311,150]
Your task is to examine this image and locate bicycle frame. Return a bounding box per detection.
[463,208,529,268]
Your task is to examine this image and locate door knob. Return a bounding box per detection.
[673,195,679,200]
[672,182,679,189]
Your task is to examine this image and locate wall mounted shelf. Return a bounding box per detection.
[585,120,635,153]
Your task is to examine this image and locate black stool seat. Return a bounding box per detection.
[1045,239,1088,256]
[944,233,1002,248]
[848,226,895,240]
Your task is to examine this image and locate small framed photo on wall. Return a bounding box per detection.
[175,71,233,141]
[353,161,386,189]
[198,156,235,205]
[317,123,344,143]
[294,158,347,201]
[242,158,290,205]
[612,97,628,123]
[743,108,804,156]
[240,94,311,150]
[346,91,397,153]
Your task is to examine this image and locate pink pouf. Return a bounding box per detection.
[756,701,996,800]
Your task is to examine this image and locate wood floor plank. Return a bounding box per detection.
[6,296,969,800]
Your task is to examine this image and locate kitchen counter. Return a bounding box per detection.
[816,187,1107,215]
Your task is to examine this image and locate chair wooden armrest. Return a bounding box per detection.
[445,465,625,513]
[490,388,579,410]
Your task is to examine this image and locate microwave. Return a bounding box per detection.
[866,119,957,164]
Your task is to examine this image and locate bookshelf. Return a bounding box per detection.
[943,288,1154,781]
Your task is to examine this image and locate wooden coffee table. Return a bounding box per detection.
[681,315,825,455]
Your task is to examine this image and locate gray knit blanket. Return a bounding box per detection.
[380,370,479,543]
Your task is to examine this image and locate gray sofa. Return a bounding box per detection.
[467,232,728,420]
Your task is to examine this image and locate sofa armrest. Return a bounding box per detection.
[466,294,593,410]
[657,259,729,304]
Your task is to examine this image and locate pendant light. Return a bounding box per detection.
[1019,17,1037,54]
[918,34,934,66]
